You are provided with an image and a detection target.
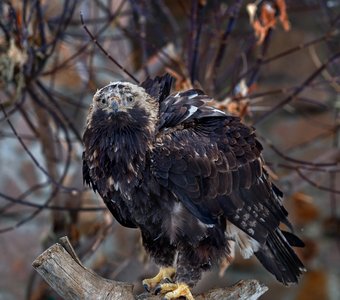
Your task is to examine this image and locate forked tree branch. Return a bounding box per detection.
[32,237,268,300]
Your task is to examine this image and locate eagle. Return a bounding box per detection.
[83,74,305,300]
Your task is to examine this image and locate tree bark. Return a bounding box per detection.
[32,237,268,300]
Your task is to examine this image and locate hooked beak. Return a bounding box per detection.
[111,101,119,113]
[103,100,120,114]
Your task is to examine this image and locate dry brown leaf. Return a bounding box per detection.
[210,97,250,119]
[252,19,268,45]
[256,3,276,44]
[322,216,340,237]
[165,67,193,90]
[295,270,329,300]
[295,238,318,264]
[210,80,254,118]
[249,0,291,45]
[291,192,319,225]
[261,3,277,29]
[276,0,291,31]
[230,101,250,118]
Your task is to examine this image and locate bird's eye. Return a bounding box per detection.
[101,99,106,104]
[127,97,133,103]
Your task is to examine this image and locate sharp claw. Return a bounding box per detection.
[157,283,195,300]
[142,267,176,293]
[154,285,162,295]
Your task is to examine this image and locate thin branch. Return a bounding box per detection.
[260,135,338,167]
[254,51,340,125]
[224,29,338,98]
[188,0,205,84]
[80,11,140,84]
[0,103,71,191]
[211,1,243,81]
[42,4,126,77]
[0,191,106,212]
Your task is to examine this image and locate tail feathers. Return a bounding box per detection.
[281,230,305,248]
[255,229,306,285]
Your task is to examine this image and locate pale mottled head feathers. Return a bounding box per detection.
[87,81,159,134]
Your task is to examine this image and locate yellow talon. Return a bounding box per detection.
[142,267,176,291]
[156,283,195,300]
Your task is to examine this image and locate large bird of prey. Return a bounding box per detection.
[82,74,305,300]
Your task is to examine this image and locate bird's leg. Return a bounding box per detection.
[154,250,202,300]
[140,231,177,292]
[155,282,195,300]
[142,267,176,292]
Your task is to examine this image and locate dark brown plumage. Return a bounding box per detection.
[82,74,305,299]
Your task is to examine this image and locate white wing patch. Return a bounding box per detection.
[210,107,227,115]
[186,105,198,118]
[188,93,198,99]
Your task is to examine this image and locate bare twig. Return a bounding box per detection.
[0,190,105,212]
[209,0,243,85]
[80,11,140,84]
[253,51,340,125]
[188,0,205,84]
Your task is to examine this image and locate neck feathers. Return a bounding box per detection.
[83,109,155,196]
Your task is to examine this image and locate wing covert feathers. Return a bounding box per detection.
[152,85,305,284]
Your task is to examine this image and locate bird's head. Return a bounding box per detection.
[86,81,159,134]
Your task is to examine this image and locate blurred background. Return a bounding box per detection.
[0,0,339,299]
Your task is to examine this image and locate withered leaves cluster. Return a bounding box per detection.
[248,0,291,45]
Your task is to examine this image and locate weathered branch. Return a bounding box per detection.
[32,237,268,300]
